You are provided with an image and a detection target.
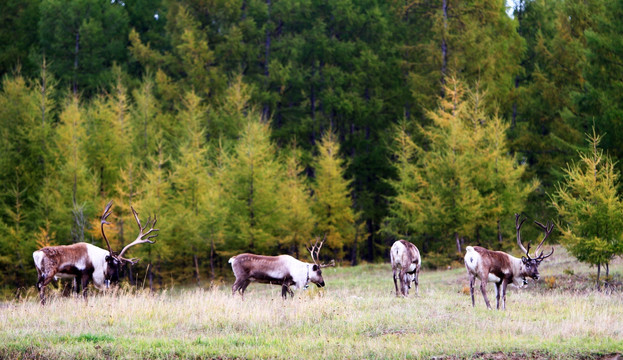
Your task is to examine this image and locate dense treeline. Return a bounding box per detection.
[1,0,622,291]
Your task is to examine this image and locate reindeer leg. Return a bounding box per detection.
[501,279,508,310]
[38,272,57,306]
[239,280,251,300]
[469,274,475,307]
[232,278,247,297]
[81,273,90,301]
[281,283,289,299]
[480,279,492,309]
[414,268,420,296]
[392,268,399,296]
[403,270,411,297]
[495,282,501,310]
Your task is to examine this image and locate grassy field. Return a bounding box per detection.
[1,247,622,359]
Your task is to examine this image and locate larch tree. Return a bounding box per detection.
[52,95,98,245]
[550,129,623,286]
[278,146,316,258]
[220,114,286,256]
[312,130,356,261]
[384,78,536,262]
[167,90,210,285]
[0,74,54,286]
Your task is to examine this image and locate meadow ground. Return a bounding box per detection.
[1,246,622,359]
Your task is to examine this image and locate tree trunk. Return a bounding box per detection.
[209,237,215,280]
[455,233,462,254]
[193,253,201,286]
[73,30,80,95]
[440,0,448,95]
[596,263,601,289]
[351,224,359,266]
[148,261,154,292]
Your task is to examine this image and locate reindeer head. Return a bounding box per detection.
[101,200,158,286]
[306,235,336,288]
[515,214,555,281]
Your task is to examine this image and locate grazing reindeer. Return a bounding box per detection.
[229,236,335,299]
[32,201,158,304]
[464,214,554,310]
[390,240,421,297]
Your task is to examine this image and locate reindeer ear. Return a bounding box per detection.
[312,264,319,271]
[106,255,112,261]
[521,256,528,264]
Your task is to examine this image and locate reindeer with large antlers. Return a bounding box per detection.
[32,201,158,304]
[464,214,554,310]
[229,235,335,299]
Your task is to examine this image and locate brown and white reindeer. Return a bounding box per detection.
[390,240,421,297]
[464,214,554,310]
[229,236,335,299]
[32,201,158,304]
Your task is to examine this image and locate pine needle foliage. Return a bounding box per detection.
[550,129,623,283]
[384,78,537,260]
[312,130,356,260]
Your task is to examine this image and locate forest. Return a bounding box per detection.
[1,0,623,292]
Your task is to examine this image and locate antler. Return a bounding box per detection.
[117,206,158,261]
[515,213,529,256]
[533,220,555,261]
[101,200,114,255]
[306,234,335,268]
[306,235,325,265]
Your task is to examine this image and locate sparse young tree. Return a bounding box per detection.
[551,129,623,285]
[278,146,316,257]
[312,130,356,261]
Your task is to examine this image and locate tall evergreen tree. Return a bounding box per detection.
[39,0,130,95]
[581,0,623,173]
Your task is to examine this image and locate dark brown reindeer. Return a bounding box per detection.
[229,236,335,299]
[390,240,421,297]
[32,201,158,304]
[464,214,554,310]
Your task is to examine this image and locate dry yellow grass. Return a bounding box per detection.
[1,247,622,359]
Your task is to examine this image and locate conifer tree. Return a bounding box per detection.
[136,144,171,289]
[167,90,210,285]
[220,114,286,255]
[312,130,356,260]
[551,129,623,285]
[384,78,536,261]
[51,96,98,244]
[0,74,52,285]
[581,0,623,171]
[278,146,316,257]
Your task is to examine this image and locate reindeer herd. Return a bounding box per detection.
[33,202,555,310]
